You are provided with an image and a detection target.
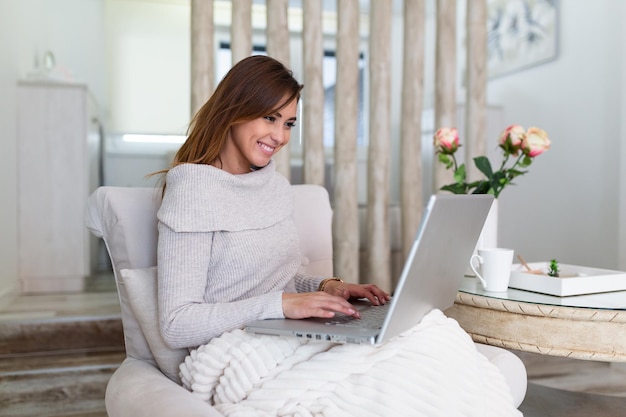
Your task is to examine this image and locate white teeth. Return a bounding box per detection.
[259,143,274,152]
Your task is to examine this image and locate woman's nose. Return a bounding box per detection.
[270,125,288,144]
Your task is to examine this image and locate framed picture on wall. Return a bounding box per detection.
[487,0,559,78]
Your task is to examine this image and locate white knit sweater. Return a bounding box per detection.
[157,161,325,350]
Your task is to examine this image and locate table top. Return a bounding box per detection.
[458,276,626,310]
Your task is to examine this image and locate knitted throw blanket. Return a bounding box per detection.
[179,310,521,417]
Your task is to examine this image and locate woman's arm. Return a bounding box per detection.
[157,222,372,349]
[157,222,284,349]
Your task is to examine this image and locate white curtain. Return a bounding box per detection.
[190,0,487,289]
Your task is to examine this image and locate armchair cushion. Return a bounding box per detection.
[121,266,187,383]
[86,187,162,362]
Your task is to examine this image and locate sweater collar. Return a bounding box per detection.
[158,160,293,232]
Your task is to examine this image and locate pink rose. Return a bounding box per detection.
[521,127,551,157]
[434,127,459,154]
[498,124,525,154]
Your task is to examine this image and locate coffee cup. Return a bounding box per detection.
[469,248,514,292]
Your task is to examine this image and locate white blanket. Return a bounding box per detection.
[180,310,521,417]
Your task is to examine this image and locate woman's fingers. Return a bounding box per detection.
[364,284,392,304]
[324,281,391,305]
[351,285,388,305]
[282,292,359,319]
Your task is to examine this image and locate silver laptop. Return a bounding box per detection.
[245,194,494,345]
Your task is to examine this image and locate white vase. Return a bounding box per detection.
[466,198,498,277]
[476,198,498,250]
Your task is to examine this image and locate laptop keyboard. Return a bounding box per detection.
[327,303,389,329]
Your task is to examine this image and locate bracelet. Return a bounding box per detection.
[318,277,343,292]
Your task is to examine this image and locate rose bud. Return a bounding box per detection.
[521,127,551,157]
[434,127,459,154]
[498,124,525,154]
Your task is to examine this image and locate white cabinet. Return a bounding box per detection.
[17,81,100,293]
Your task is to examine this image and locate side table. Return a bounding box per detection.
[446,277,626,362]
[446,277,626,416]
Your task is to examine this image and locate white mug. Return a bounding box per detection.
[470,248,514,292]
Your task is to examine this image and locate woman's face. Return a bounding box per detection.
[219,97,298,174]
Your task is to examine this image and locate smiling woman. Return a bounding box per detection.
[170,55,303,173]
[223,99,298,173]
[156,55,391,350]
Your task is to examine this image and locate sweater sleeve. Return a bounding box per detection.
[293,271,326,293]
[157,222,285,349]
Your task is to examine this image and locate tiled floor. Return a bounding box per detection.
[2,273,626,416]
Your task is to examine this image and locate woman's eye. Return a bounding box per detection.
[264,116,276,122]
[286,121,296,129]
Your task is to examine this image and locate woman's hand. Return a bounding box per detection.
[322,280,391,306]
[282,292,360,320]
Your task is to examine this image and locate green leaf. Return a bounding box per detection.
[473,156,494,180]
[507,169,526,179]
[471,180,492,195]
[438,153,453,170]
[453,163,467,184]
[441,183,468,194]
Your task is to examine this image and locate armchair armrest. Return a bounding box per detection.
[105,357,224,417]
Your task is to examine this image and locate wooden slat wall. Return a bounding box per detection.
[400,0,425,261]
[230,0,251,64]
[333,0,360,283]
[434,0,457,191]
[267,0,292,179]
[189,1,485,285]
[366,0,393,288]
[465,0,488,182]
[190,0,214,115]
[302,0,325,187]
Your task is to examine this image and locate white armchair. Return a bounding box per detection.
[86,185,526,417]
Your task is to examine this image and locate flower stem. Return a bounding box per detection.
[451,153,459,172]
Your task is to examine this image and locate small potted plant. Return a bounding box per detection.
[547,259,560,277]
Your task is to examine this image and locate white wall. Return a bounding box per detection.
[0,0,21,299]
[0,0,105,299]
[104,0,190,134]
[621,3,626,270]
[489,1,624,269]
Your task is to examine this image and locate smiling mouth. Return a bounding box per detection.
[258,142,275,154]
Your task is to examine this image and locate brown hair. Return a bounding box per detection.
[173,55,303,168]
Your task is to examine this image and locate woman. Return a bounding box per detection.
[157,55,390,350]
[157,56,520,416]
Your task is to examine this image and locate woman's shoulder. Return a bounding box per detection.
[158,161,294,232]
[165,163,222,183]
